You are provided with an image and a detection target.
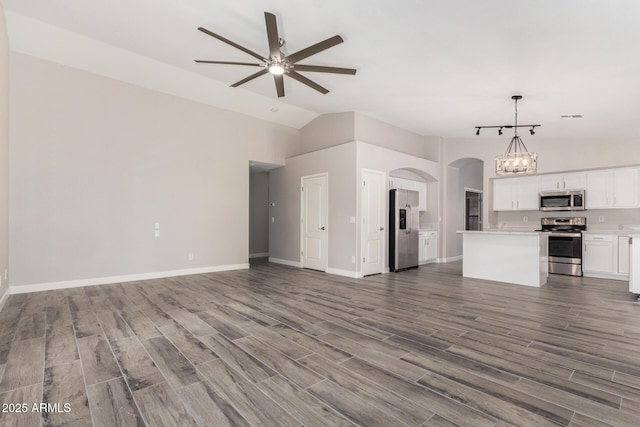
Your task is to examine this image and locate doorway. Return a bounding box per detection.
[361,169,385,276]
[249,161,281,263]
[465,189,482,231]
[301,173,328,271]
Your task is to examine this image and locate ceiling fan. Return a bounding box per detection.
[195,12,357,97]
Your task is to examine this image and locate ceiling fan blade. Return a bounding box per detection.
[195,60,263,67]
[287,70,329,94]
[198,27,266,62]
[286,35,344,63]
[230,69,269,87]
[274,74,285,98]
[264,12,282,62]
[293,64,356,75]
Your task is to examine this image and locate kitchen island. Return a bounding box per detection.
[456,231,549,287]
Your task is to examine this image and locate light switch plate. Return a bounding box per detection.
[349,216,356,224]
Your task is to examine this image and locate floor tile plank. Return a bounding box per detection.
[133,382,197,427]
[196,358,299,427]
[42,360,92,427]
[87,377,145,427]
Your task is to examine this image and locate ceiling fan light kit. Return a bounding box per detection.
[195,12,357,97]
[476,95,540,175]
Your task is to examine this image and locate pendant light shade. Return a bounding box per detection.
[476,95,540,175]
[495,135,538,174]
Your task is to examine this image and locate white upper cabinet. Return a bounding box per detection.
[389,177,428,211]
[493,175,539,211]
[539,172,586,192]
[586,167,639,209]
[493,178,516,211]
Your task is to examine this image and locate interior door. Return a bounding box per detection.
[301,174,328,271]
[362,169,385,276]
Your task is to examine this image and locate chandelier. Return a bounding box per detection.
[475,95,540,175]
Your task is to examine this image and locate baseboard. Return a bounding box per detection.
[582,272,627,282]
[249,252,269,258]
[9,263,250,295]
[441,255,463,263]
[0,286,10,312]
[268,257,302,268]
[327,268,362,279]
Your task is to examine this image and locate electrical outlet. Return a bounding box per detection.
[188,252,194,261]
[271,217,275,223]
[523,216,528,222]
[351,256,356,264]
[598,215,605,222]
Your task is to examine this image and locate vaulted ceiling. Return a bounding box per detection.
[3,0,640,139]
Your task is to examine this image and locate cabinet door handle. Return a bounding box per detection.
[557,182,560,189]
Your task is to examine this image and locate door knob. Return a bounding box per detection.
[319,226,325,230]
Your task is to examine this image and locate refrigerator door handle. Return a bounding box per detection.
[406,204,412,234]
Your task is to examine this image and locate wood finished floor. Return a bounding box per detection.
[1,260,640,426]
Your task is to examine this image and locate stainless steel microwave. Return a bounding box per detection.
[539,190,586,211]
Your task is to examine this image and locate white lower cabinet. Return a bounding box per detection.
[419,233,427,263]
[419,231,437,264]
[618,236,630,274]
[583,233,629,280]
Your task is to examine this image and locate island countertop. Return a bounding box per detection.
[457,230,546,236]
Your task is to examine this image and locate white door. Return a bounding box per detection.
[301,174,328,271]
[361,170,385,276]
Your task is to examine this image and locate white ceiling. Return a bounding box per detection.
[3,0,640,139]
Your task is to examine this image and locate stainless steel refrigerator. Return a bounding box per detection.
[389,189,419,272]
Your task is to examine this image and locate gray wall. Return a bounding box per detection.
[0,6,8,298]
[269,142,357,272]
[354,112,433,160]
[249,172,270,256]
[298,112,355,154]
[296,112,439,162]
[356,141,440,271]
[9,53,300,287]
[444,160,483,258]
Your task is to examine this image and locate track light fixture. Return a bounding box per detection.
[475,95,541,175]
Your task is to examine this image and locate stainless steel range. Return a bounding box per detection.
[540,217,586,276]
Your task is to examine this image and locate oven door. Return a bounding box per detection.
[548,232,582,273]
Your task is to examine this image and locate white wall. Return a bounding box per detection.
[0,5,9,303]
[9,53,300,288]
[269,142,357,272]
[249,172,270,256]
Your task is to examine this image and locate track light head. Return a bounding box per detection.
[530,127,535,135]
[498,128,503,136]
[476,128,480,136]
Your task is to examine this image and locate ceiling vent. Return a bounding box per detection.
[560,114,583,119]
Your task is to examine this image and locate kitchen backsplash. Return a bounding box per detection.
[494,208,640,231]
